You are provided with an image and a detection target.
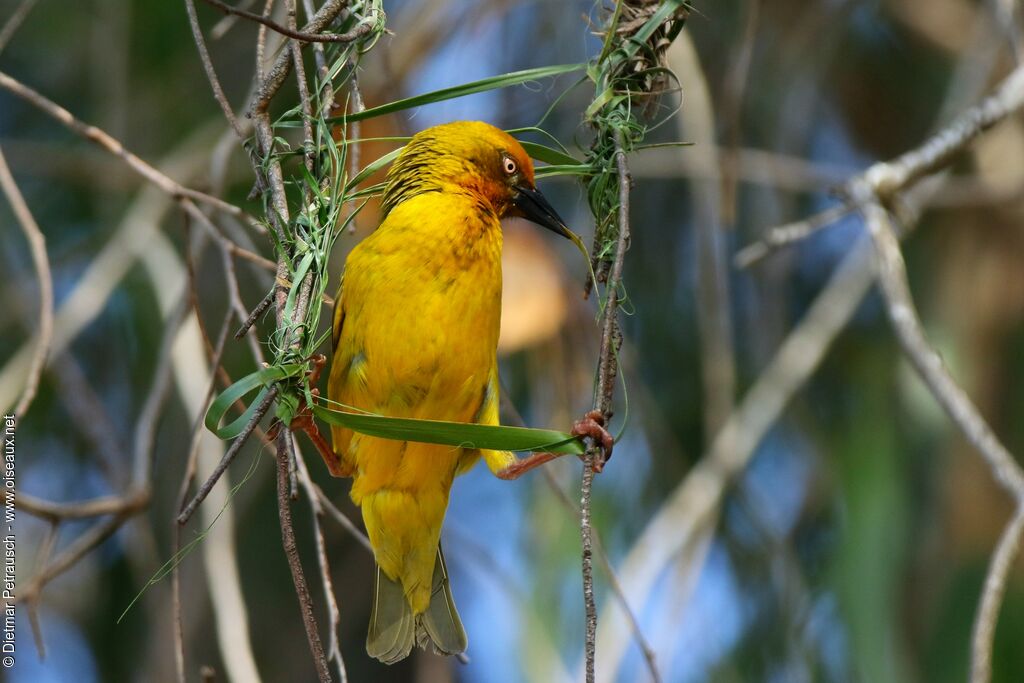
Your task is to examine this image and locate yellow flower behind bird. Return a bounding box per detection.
[306,120,603,664]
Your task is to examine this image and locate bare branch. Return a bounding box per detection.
[211,0,257,38]
[294,441,349,683]
[582,129,634,683]
[173,306,235,683]
[500,389,661,682]
[0,0,36,56]
[184,0,246,137]
[739,63,1024,262]
[859,194,1024,498]
[0,145,52,416]
[734,201,854,268]
[235,289,275,339]
[315,486,372,551]
[249,0,370,113]
[176,386,278,525]
[200,0,374,44]
[19,513,129,604]
[863,65,1024,200]
[971,506,1024,683]
[596,234,878,680]
[275,431,331,683]
[0,71,255,223]
[17,491,149,521]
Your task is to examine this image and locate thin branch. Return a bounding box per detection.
[580,459,598,683]
[17,491,149,521]
[582,129,634,683]
[254,0,274,83]
[596,234,878,679]
[249,0,370,114]
[184,0,246,137]
[544,471,662,683]
[500,389,661,682]
[0,145,53,416]
[301,0,335,113]
[859,194,1024,498]
[173,306,235,683]
[862,64,1024,199]
[0,71,254,223]
[19,513,129,604]
[294,440,349,683]
[217,235,266,362]
[315,486,373,551]
[739,62,1024,263]
[235,289,275,339]
[275,431,331,683]
[200,0,373,44]
[971,506,1024,683]
[0,0,36,56]
[176,386,278,525]
[734,201,854,268]
[211,0,257,38]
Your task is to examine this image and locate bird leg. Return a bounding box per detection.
[495,451,562,480]
[268,355,351,478]
[496,410,614,480]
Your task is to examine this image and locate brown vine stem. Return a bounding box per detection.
[276,431,331,683]
[582,129,633,683]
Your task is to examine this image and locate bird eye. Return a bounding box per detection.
[502,156,517,175]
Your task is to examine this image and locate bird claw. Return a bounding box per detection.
[571,409,613,473]
[268,357,348,477]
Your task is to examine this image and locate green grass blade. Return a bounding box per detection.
[346,147,402,191]
[535,164,594,179]
[519,141,582,167]
[312,403,585,454]
[330,63,586,124]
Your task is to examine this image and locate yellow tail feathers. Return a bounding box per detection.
[366,546,467,664]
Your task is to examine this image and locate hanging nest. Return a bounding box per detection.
[584,1,690,290]
[593,0,690,116]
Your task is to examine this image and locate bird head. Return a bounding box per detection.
[380,121,574,241]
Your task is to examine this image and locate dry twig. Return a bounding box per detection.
[0,0,36,55]
[293,441,349,683]
[275,432,331,682]
[856,192,1024,683]
[0,145,52,416]
[200,0,374,44]
[728,59,1024,683]
[0,71,253,223]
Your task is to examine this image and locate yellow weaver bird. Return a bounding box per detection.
[295,121,608,664]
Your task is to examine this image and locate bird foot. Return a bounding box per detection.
[495,410,613,480]
[267,355,349,478]
[571,410,613,473]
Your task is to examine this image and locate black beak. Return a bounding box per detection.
[512,185,574,240]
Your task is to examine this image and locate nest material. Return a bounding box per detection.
[584,1,690,290]
[600,0,690,107]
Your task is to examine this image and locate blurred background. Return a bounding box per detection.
[3,0,1024,681]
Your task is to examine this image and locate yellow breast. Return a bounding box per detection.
[328,190,504,488]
